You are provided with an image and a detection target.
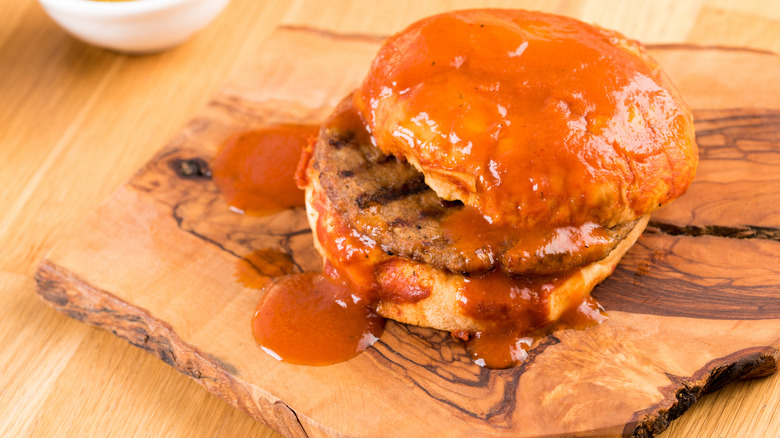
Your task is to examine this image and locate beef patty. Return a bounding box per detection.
[312,108,638,276]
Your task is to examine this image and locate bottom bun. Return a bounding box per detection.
[374,215,648,332]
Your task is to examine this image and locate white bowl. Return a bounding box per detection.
[38,0,231,54]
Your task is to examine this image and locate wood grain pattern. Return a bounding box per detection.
[31,26,780,437]
[35,262,309,438]
[33,257,780,437]
[4,2,780,438]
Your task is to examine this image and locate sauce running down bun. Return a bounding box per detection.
[297,9,698,368]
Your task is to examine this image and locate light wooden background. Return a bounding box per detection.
[1,1,778,436]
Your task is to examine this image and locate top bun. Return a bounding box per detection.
[354,9,698,230]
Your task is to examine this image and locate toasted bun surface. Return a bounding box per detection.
[355,9,698,230]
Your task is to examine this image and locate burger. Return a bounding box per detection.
[297,9,698,367]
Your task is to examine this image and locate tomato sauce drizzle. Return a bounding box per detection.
[464,293,607,369]
[212,120,611,368]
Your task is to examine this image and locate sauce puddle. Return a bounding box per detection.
[212,124,388,365]
[211,124,319,215]
[252,272,385,365]
[464,296,607,368]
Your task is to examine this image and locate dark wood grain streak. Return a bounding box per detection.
[369,324,564,429]
[594,234,780,319]
[694,108,780,163]
[627,346,779,437]
[646,43,778,55]
[649,221,780,241]
[277,24,389,43]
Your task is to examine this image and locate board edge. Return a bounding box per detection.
[33,258,313,438]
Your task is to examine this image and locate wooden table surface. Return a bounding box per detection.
[1,1,778,436]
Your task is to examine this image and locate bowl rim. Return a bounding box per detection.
[37,0,202,16]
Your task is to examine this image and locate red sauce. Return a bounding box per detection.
[231,114,612,369]
[465,295,607,369]
[252,271,385,365]
[309,179,608,369]
[234,109,613,368]
[557,294,609,329]
[459,269,555,329]
[466,330,534,369]
[313,191,432,306]
[314,196,380,299]
[454,260,610,369]
[440,203,615,274]
[209,125,390,366]
[355,9,696,229]
[211,124,319,215]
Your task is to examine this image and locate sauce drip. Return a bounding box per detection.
[211,124,319,215]
[235,115,613,368]
[313,192,433,306]
[441,203,617,275]
[212,124,392,367]
[466,295,607,369]
[252,271,385,366]
[310,181,610,369]
[458,269,555,328]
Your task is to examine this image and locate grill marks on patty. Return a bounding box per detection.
[313,124,636,275]
[356,173,428,209]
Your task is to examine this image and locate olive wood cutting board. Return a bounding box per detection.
[35,26,780,437]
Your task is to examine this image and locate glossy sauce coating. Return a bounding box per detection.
[356,9,697,229]
[313,192,432,305]
[231,112,614,368]
[465,295,607,368]
[210,125,389,366]
[310,177,609,369]
[317,97,633,276]
[211,124,319,215]
[252,271,385,366]
[440,203,620,275]
[458,268,564,369]
[302,98,615,368]
[457,257,609,369]
[458,269,557,329]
